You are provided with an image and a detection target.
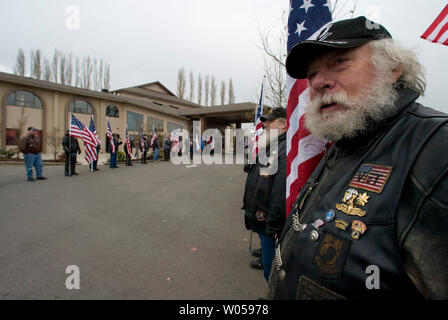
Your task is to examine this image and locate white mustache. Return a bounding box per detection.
[311,91,352,110]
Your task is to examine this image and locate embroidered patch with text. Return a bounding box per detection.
[348,164,393,193]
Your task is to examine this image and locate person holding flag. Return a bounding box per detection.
[124,126,133,166]
[106,119,119,168]
[87,115,101,172]
[163,135,172,161]
[69,113,100,169]
[140,127,148,164]
[62,129,80,176]
[150,124,159,162]
[242,78,288,283]
[268,12,448,300]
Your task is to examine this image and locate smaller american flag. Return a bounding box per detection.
[84,116,99,164]
[140,127,146,153]
[125,126,132,156]
[106,119,115,153]
[150,124,157,149]
[251,82,264,162]
[349,164,393,193]
[421,4,448,46]
[70,113,99,147]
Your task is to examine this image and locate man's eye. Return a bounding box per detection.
[335,57,348,64]
[307,71,317,80]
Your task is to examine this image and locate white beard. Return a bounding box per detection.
[305,74,398,142]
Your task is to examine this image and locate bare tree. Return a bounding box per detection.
[82,56,93,89]
[210,75,217,106]
[197,73,203,105]
[75,57,81,87]
[189,71,195,101]
[60,53,66,85]
[66,53,73,86]
[204,75,210,106]
[257,1,357,108]
[15,106,29,159]
[220,80,226,105]
[93,58,99,91]
[263,54,287,108]
[52,49,60,83]
[30,49,42,80]
[103,62,111,90]
[46,127,63,160]
[86,56,93,89]
[177,67,186,99]
[43,58,52,81]
[228,78,235,105]
[98,59,104,90]
[13,49,26,76]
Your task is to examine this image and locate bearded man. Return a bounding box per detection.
[267,16,448,300]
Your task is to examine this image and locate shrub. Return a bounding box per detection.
[0,148,18,160]
[117,151,125,162]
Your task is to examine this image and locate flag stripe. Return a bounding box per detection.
[421,5,448,46]
[421,5,448,38]
[286,0,332,216]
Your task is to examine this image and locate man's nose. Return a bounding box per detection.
[309,70,336,94]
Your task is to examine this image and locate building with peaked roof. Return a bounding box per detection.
[0,72,255,163]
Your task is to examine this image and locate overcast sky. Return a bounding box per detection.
[0,0,446,111]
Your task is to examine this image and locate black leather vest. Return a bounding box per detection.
[270,98,448,300]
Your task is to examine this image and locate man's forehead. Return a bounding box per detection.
[307,45,369,69]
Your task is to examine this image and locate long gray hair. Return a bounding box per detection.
[370,39,426,95]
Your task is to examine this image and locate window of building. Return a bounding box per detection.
[169,105,179,109]
[7,91,42,109]
[106,105,119,118]
[70,100,93,115]
[167,122,183,133]
[127,111,143,131]
[147,117,164,132]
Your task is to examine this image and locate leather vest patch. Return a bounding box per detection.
[349,163,393,193]
[296,275,347,300]
[313,232,350,279]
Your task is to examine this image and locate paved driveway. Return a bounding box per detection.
[0,160,266,299]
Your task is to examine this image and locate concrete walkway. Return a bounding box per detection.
[0,160,267,299]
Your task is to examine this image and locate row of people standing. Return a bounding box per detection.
[109,134,161,168]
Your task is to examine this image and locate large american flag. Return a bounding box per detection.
[286,0,332,216]
[251,82,264,162]
[106,118,115,153]
[84,116,100,164]
[421,4,448,46]
[125,126,132,156]
[70,113,100,150]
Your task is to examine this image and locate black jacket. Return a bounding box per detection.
[152,138,159,149]
[243,132,287,238]
[62,134,80,153]
[164,139,172,149]
[268,88,448,300]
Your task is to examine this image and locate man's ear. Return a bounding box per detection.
[391,63,403,83]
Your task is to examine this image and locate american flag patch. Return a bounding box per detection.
[349,164,393,193]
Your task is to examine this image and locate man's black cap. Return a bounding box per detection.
[286,16,392,79]
[27,127,36,131]
[260,107,287,122]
